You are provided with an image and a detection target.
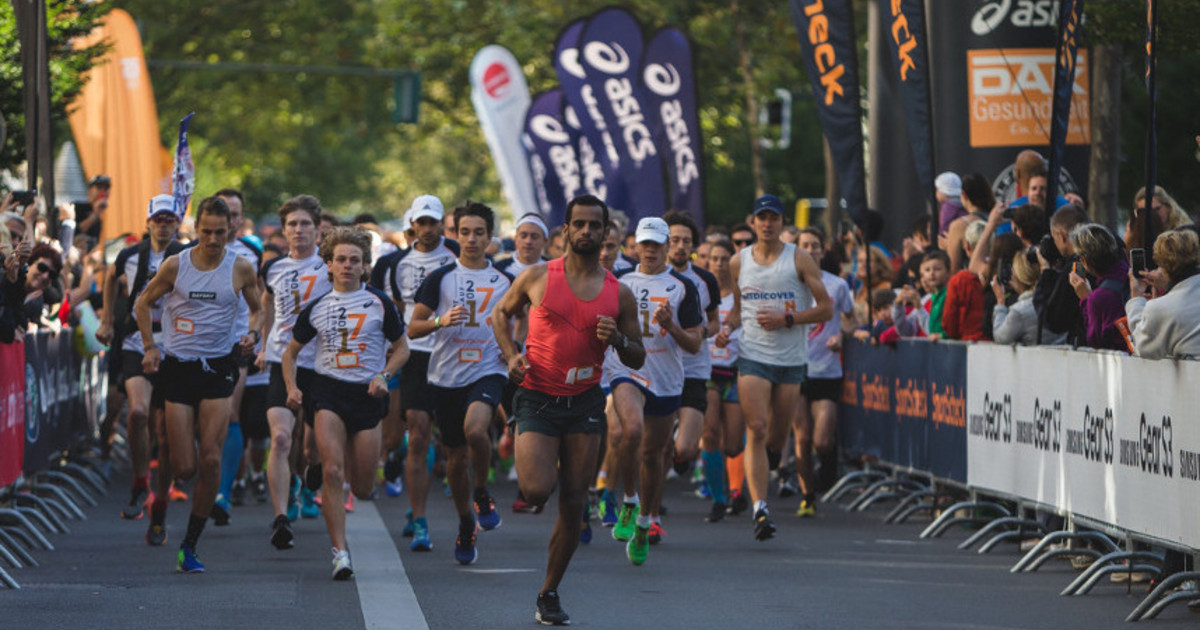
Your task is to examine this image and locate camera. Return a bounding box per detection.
[997,260,1012,287]
[1130,248,1148,275]
[1037,233,1061,266]
[11,190,35,206]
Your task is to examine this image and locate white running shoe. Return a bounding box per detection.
[331,547,353,581]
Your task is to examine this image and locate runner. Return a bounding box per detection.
[368,215,407,499]
[701,240,744,522]
[607,217,703,564]
[387,195,459,550]
[723,194,832,541]
[793,227,854,515]
[258,195,331,549]
[134,196,263,572]
[408,201,513,565]
[212,188,264,526]
[595,222,625,529]
[95,195,186,545]
[284,226,409,580]
[492,195,644,626]
[664,213,721,511]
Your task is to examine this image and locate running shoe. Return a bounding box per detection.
[211,495,232,526]
[270,515,295,550]
[728,490,748,516]
[672,457,692,476]
[535,590,570,626]
[121,487,148,520]
[146,523,167,546]
[648,522,666,545]
[753,508,776,541]
[177,545,204,573]
[706,502,727,523]
[344,494,356,513]
[385,476,404,497]
[402,509,415,537]
[286,476,300,522]
[599,490,618,527]
[580,509,592,544]
[454,529,478,565]
[251,473,269,503]
[300,487,320,519]
[331,547,353,581]
[612,503,638,542]
[410,520,432,552]
[512,496,544,514]
[796,498,816,518]
[231,480,247,507]
[777,476,800,499]
[474,492,502,531]
[168,483,189,502]
[626,524,649,566]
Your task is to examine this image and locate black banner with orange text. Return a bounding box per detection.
[879,0,936,221]
[789,0,867,227]
[840,338,968,483]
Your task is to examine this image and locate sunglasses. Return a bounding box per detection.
[734,238,754,247]
[35,261,57,276]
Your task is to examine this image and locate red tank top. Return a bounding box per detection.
[523,258,620,396]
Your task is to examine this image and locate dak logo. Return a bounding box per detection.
[967,48,1089,148]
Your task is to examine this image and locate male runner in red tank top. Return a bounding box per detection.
[494,195,644,626]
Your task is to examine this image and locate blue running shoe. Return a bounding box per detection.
[474,492,502,531]
[410,518,432,552]
[177,545,204,573]
[454,529,478,565]
[300,487,320,519]
[580,509,593,544]
[286,475,301,522]
[599,489,618,527]
[402,509,415,537]
[385,476,404,497]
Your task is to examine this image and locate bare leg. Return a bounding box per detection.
[464,401,494,494]
[124,377,153,482]
[191,398,232,519]
[315,410,349,550]
[640,414,674,518]
[674,406,704,464]
[737,374,773,504]
[348,425,381,499]
[794,394,816,496]
[611,383,646,498]
[405,409,433,519]
[266,407,297,517]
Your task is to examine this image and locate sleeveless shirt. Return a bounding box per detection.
[163,248,240,360]
[737,242,812,367]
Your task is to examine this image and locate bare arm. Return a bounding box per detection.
[282,339,303,409]
[969,203,1005,279]
[612,285,646,369]
[134,255,179,374]
[257,281,275,370]
[493,265,541,382]
[369,336,411,397]
[407,301,469,340]
[95,263,121,345]
[236,259,264,353]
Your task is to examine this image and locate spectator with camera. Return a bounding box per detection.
[1033,205,1091,346]
[944,173,993,272]
[892,249,950,339]
[942,219,990,341]
[1067,224,1130,352]
[992,248,1067,346]
[75,174,111,246]
[1126,229,1200,359]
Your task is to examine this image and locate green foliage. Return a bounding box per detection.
[0,0,109,170]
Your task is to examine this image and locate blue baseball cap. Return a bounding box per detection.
[752,194,784,216]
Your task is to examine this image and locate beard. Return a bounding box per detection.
[569,236,600,256]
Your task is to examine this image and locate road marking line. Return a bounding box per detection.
[347,501,428,630]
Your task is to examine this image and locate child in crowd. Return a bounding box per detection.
[892,250,950,338]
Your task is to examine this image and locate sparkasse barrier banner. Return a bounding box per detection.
[966,344,1200,548]
[788,0,867,227]
[642,27,705,228]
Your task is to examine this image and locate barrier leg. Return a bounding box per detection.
[57,462,107,497]
[0,528,35,567]
[69,452,113,483]
[978,529,1039,554]
[37,471,98,507]
[850,479,928,512]
[919,501,1011,539]
[1011,530,1118,573]
[23,483,86,520]
[1126,571,1200,622]
[884,490,936,524]
[1060,549,1163,595]
[958,517,1043,551]
[0,509,54,551]
[0,565,17,589]
[13,494,69,534]
[822,469,888,504]
[13,506,60,537]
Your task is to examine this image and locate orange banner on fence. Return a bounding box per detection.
[967,48,1089,148]
[67,8,171,243]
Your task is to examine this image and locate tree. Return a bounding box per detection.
[0,0,109,171]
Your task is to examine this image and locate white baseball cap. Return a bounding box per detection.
[401,209,415,233]
[634,217,669,244]
[935,172,962,197]
[408,194,444,222]
[147,194,179,220]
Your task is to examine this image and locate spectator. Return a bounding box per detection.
[892,249,950,338]
[1009,172,1068,212]
[781,225,800,244]
[695,241,711,270]
[318,213,338,241]
[1133,185,1193,232]
[897,216,933,288]
[852,287,896,343]
[1011,203,1047,247]
[1124,204,1165,252]
[23,243,65,332]
[992,247,1066,345]
[1126,229,1200,359]
[851,244,894,328]
[547,225,565,259]
[945,173,993,272]
[75,174,111,244]
[936,172,966,237]
[1034,204,1090,345]
[1068,224,1130,351]
[942,221,989,341]
[730,222,755,252]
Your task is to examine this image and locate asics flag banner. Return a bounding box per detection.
[555,18,627,212]
[578,7,668,222]
[1045,0,1084,206]
[470,45,538,220]
[788,0,867,227]
[642,27,705,230]
[522,89,578,227]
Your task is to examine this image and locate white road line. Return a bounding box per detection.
[346,501,428,630]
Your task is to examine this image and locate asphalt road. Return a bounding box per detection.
[2,464,1195,629]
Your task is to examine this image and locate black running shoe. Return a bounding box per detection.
[231,480,247,507]
[706,501,726,523]
[535,590,570,626]
[753,508,776,541]
[270,515,295,550]
[728,490,748,516]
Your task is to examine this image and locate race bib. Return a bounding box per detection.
[564,366,595,385]
[710,346,731,360]
[174,318,194,335]
[458,348,482,363]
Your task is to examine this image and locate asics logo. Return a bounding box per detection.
[971,0,1010,36]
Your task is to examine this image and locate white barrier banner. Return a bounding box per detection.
[469,45,537,220]
[967,344,1200,548]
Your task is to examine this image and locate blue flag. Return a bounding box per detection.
[171,112,195,219]
[1045,0,1083,207]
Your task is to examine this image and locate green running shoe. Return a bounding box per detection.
[612,502,637,542]
[626,524,649,566]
